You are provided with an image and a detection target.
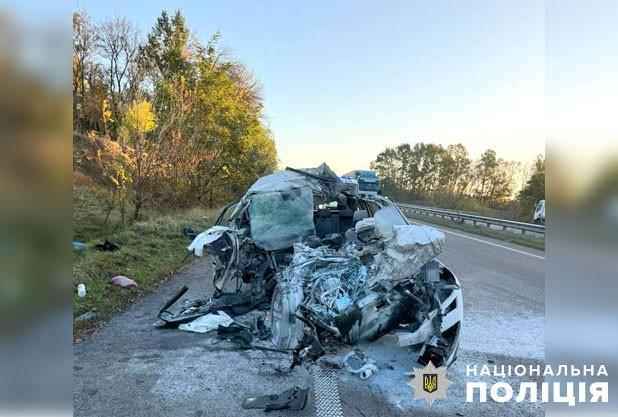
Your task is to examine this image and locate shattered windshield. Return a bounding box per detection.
[374,205,408,237]
[248,186,315,250]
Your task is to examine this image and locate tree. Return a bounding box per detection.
[371,141,525,209]
[96,16,140,139]
[140,11,196,204]
[485,159,513,205]
[120,100,157,219]
[74,10,278,212]
[73,12,97,131]
[142,10,193,80]
[473,149,498,200]
[140,10,277,207]
[372,142,473,198]
[371,144,411,193]
[79,67,110,135]
[440,144,471,195]
[518,155,545,211]
[406,143,444,193]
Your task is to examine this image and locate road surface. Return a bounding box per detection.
[74,219,545,416]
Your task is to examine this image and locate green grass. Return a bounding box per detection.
[73,185,219,337]
[406,212,545,251]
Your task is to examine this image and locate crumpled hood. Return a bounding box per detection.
[371,225,445,282]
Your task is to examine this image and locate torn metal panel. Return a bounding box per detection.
[187,226,232,257]
[373,205,408,238]
[242,386,309,411]
[372,225,445,283]
[239,163,343,206]
[244,169,326,197]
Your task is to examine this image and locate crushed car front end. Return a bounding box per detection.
[159,163,463,367]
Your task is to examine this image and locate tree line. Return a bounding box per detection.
[73,10,278,220]
[371,143,544,219]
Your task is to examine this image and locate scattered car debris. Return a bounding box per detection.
[217,323,254,349]
[110,275,138,289]
[290,326,326,369]
[178,311,233,333]
[75,311,97,322]
[216,323,288,353]
[159,163,463,368]
[242,386,309,411]
[341,350,379,380]
[77,283,86,298]
[251,315,272,340]
[182,228,198,240]
[158,286,261,325]
[95,240,120,252]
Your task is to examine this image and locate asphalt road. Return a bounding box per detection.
[74,220,545,416]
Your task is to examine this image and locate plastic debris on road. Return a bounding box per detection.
[242,386,309,411]
[341,350,379,380]
[179,311,234,333]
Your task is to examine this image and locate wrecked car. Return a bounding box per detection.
[159,164,463,367]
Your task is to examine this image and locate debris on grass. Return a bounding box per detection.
[76,311,97,322]
[72,185,219,339]
[110,275,138,289]
[77,283,86,298]
[95,240,120,252]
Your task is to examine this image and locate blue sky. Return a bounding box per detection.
[75,0,545,173]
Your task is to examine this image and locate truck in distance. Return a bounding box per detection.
[342,169,382,195]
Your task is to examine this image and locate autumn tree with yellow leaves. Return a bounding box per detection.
[120,100,157,219]
[73,10,277,218]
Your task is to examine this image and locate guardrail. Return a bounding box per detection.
[397,203,545,237]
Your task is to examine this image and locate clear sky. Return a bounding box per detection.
[76,0,545,174]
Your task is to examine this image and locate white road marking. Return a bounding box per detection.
[313,363,344,417]
[408,220,546,260]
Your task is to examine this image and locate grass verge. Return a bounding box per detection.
[73,186,218,340]
[406,213,545,251]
